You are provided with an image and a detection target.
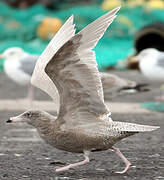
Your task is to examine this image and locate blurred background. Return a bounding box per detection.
[0,2,163,179]
[0,0,164,71]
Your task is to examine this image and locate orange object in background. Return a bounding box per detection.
[101,0,122,11]
[147,0,164,9]
[37,17,62,40]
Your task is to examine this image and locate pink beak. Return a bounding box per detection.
[0,55,4,59]
[6,115,23,123]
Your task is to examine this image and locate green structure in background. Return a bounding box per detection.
[141,102,164,112]
[0,2,164,71]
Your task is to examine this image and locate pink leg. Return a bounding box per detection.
[55,151,90,172]
[26,85,34,101]
[112,147,131,174]
[155,95,164,102]
[155,87,164,101]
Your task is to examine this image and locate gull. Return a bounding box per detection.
[135,48,164,101]
[0,47,38,101]
[6,7,159,174]
[101,72,149,99]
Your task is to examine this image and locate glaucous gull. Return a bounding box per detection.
[7,7,159,174]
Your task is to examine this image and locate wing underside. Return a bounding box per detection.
[31,16,76,111]
[45,8,120,128]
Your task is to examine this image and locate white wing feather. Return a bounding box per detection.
[45,7,120,127]
[31,15,76,110]
[77,7,120,102]
[31,7,120,119]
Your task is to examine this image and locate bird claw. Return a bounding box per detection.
[155,96,164,102]
[114,163,131,174]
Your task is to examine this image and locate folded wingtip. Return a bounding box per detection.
[148,126,160,131]
[113,6,121,13]
[69,14,74,22]
[105,6,121,19]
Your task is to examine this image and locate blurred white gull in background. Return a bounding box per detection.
[0,47,38,101]
[100,72,149,99]
[0,47,148,102]
[136,48,164,101]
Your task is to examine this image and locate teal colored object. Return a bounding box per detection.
[141,102,164,112]
[0,58,4,72]
[1,2,164,71]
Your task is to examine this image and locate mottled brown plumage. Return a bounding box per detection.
[8,7,159,174]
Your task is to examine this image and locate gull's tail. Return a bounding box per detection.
[112,121,160,132]
[109,121,160,140]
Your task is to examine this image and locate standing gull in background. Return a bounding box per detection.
[0,47,38,101]
[101,72,149,99]
[7,7,159,174]
[0,47,148,102]
[136,48,164,101]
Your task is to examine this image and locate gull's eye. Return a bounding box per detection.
[25,112,32,118]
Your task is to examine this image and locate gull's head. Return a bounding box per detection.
[0,47,25,60]
[135,48,159,62]
[6,110,50,128]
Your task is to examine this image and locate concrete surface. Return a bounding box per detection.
[0,100,151,113]
[0,70,163,180]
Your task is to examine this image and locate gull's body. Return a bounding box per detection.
[1,47,38,100]
[138,48,164,82]
[136,48,164,100]
[7,7,159,174]
[101,72,148,99]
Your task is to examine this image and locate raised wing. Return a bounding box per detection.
[77,7,120,101]
[31,16,76,110]
[100,72,136,90]
[45,7,120,128]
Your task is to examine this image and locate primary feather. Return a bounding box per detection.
[31,16,76,110]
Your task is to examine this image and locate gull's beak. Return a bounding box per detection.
[6,115,23,123]
[0,54,4,59]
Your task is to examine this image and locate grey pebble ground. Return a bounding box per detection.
[0,70,163,180]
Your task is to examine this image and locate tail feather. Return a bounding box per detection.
[113,121,160,132]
